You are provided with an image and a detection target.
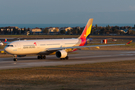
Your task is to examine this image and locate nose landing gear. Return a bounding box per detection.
[13,55,17,61]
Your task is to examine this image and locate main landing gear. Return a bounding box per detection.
[37,55,46,59]
[13,55,17,61]
[60,56,69,60]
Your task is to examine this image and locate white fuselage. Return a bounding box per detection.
[4,38,80,55]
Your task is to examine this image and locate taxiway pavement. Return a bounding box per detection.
[0,49,4,51]
[0,50,135,69]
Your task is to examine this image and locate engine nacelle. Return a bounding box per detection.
[56,50,67,58]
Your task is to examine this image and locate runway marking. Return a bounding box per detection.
[124,51,135,53]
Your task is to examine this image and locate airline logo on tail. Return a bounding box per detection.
[79,18,93,46]
[79,18,93,40]
[5,39,7,42]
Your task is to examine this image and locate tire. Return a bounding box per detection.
[13,58,17,61]
[65,56,68,60]
[37,56,40,59]
[43,55,46,59]
[40,56,43,59]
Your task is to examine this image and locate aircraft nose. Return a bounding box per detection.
[4,47,9,53]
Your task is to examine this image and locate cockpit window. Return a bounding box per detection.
[6,45,13,47]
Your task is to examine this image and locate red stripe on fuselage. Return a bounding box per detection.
[79,38,86,46]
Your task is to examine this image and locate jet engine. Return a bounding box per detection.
[56,50,67,58]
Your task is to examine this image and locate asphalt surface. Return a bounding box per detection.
[0,50,135,69]
[0,49,4,51]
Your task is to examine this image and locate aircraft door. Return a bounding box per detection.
[17,43,22,51]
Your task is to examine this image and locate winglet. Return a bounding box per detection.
[126,40,132,45]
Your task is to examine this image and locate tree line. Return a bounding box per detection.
[1,25,135,35]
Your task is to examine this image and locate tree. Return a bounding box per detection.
[106,25,111,30]
[127,29,132,35]
[100,28,106,35]
[66,30,71,35]
[130,30,135,35]
[78,29,83,35]
[91,28,95,35]
[60,30,66,34]
[0,28,1,34]
[95,24,98,30]
[71,29,78,35]
[24,27,27,32]
[43,28,49,34]
[27,28,30,31]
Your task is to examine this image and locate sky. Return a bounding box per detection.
[0,0,135,24]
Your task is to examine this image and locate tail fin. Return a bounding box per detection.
[4,39,9,44]
[5,39,7,42]
[79,18,93,39]
[126,40,132,45]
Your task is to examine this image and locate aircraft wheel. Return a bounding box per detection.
[38,55,46,59]
[60,58,66,60]
[65,56,69,60]
[13,58,17,61]
[40,55,43,59]
[43,55,46,59]
[37,56,40,59]
[13,55,17,61]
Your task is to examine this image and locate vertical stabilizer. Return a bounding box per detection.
[5,39,7,42]
[79,18,93,39]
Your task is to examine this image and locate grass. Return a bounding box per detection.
[0,60,135,90]
[0,45,5,49]
[1,35,135,39]
[0,35,79,39]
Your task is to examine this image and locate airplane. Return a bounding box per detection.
[4,18,129,61]
[0,41,4,46]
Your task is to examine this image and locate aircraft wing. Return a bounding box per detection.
[46,40,132,51]
[46,44,126,51]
